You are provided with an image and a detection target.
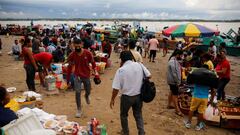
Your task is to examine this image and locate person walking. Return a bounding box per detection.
[110,51,151,135]
[162,38,169,57]
[148,35,159,62]
[67,37,97,118]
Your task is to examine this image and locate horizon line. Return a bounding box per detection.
[0,18,240,22]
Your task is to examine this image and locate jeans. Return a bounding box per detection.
[217,78,230,100]
[74,76,91,110]
[24,64,36,91]
[120,94,145,135]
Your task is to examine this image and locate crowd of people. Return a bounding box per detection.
[167,41,231,130]
[0,25,234,135]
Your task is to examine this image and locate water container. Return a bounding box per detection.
[45,76,56,91]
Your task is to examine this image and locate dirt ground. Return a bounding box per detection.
[0,35,240,135]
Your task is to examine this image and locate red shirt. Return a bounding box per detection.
[68,49,96,78]
[215,58,230,79]
[22,47,31,65]
[34,52,53,67]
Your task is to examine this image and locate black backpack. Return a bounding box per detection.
[141,78,156,103]
[187,68,219,88]
[139,64,156,103]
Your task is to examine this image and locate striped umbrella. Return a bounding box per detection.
[162,23,220,38]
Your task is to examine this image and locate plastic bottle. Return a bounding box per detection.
[101,124,107,135]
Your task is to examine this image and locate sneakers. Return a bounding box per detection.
[75,110,82,118]
[184,121,191,129]
[184,121,206,131]
[85,96,90,104]
[195,122,206,131]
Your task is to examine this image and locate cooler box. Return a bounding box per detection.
[2,113,56,135]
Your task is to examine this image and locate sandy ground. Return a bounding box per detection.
[0,35,240,135]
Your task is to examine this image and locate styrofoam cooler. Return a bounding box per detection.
[2,113,56,135]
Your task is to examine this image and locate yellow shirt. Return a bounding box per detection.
[204,60,214,70]
[101,34,104,41]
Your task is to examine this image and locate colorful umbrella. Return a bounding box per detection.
[162,23,220,38]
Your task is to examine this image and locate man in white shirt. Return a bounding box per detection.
[12,39,21,56]
[110,51,151,135]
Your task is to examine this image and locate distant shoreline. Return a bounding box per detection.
[0,18,240,22]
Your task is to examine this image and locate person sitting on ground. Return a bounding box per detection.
[0,86,18,127]
[185,64,214,131]
[12,39,21,59]
[129,39,143,63]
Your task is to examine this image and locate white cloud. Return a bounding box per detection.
[182,0,240,10]
[104,3,111,9]
[61,12,67,15]
[0,11,25,18]
[99,12,183,19]
[74,9,78,12]
[92,12,97,16]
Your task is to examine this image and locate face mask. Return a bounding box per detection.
[75,47,81,52]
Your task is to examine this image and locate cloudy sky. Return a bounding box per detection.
[0,0,239,20]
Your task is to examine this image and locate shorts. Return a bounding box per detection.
[150,50,157,58]
[169,84,179,95]
[190,97,208,114]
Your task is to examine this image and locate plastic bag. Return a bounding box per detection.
[204,105,214,120]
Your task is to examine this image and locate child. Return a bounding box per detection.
[185,64,214,130]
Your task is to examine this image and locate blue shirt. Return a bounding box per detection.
[193,84,209,99]
[0,106,18,127]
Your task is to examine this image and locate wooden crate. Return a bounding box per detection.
[220,112,240,129]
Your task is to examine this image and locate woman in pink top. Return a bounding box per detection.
[148,35,159,62]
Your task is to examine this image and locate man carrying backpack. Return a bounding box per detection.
[110,51,151,135]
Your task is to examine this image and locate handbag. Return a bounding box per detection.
[139,64,156,103]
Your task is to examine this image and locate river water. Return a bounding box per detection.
[0,20,239,33]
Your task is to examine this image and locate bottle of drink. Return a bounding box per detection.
[101,124,107,135]
[72,123,79,135]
